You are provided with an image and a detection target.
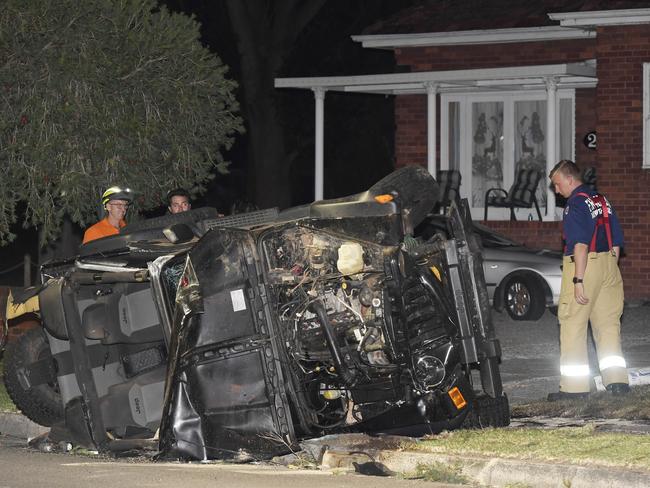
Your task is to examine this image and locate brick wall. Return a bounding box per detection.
[575,88,598,169]
[394,39,598,168]
[395,95,427,167]
[480,221,563,251]
[392,28,650,299]
[395,39,596,72]
[596,25,650,299]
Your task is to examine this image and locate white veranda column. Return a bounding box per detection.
[425,82,438,178]
[545,77,558,219]
[313,87,326,201]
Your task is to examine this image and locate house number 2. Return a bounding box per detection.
[583,131,597,150]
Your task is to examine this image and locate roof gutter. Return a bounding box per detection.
[549,8,650,27]
[352,25,593,50]
[353,7,650,50]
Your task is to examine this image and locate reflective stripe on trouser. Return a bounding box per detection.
[558,252,627,393]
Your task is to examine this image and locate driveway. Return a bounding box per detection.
[494,304,650,404]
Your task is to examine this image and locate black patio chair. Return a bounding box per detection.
[437,169,462,213]
[484,168,542,221]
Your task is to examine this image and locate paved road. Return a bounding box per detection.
[0,436,468,488]
[494,304,650,404]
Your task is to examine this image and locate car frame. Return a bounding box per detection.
[417,216,562,321]
[3,167,510,460]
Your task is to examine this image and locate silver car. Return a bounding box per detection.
[418,216,562,321]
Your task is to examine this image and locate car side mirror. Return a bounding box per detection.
[163,223,195,244]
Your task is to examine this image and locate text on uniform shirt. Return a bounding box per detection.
[581,195,612,219]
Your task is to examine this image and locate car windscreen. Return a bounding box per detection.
[472,223,519,247]
[417,216,520,248]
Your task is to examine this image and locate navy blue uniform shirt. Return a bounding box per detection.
[563,184,624,256]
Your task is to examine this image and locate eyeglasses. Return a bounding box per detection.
[108,202,130,209]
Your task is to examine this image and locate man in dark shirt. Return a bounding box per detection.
[548,160,629,400]
[167,188,192,214]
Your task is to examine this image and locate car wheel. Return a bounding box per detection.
[3,327,63,427]
[503,274,545,321]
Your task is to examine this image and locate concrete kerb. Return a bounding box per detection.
[319,447,650,488]
[3,411,650,488]
[297,430,650,488]
[0,411,48,440]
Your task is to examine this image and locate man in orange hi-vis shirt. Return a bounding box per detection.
[82,186,134,244]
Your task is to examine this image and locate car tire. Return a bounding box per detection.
[369,166,440,229]
[503,274,545,321]
[120,207,219,234]
[464,393,510,429]
[3,327,64,427]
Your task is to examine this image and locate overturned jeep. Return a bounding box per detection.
[3,166,509,460]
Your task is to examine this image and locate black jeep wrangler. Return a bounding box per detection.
[3,166,509,460]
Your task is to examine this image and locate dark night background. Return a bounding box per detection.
[0,1,416,285]
[164,0,413,209]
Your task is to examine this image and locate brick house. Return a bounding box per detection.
[277,1,650,300]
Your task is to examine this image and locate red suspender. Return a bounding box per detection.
[576,192,613,252]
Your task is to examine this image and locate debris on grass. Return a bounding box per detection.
[511,385,650,420]
[401,461,469,484]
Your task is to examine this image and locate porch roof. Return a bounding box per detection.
[274,61,597,95]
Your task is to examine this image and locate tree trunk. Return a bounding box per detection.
[237,57,291,209]
[39,218,82,267]
[225,0,325,209]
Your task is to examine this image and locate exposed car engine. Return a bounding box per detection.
[261,225,459,432]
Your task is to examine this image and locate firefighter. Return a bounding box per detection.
[82,186,134,244]
[548,160,629,400]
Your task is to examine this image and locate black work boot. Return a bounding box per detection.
[606,383,631,396]
[547,391,589,402]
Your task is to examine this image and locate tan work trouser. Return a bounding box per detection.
[558,252,627,393]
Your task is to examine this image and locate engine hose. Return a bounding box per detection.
[310,300,358,386]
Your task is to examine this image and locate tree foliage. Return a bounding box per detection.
[0,0,243,245]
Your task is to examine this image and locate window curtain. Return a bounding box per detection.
[514,100,547,207]
[471,102,503,207]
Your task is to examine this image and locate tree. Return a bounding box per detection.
[224,0,326,209]
[0,0,243,245]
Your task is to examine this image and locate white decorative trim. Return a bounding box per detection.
[352,26,594,49]
[275,62,597,95]
[644,63,650,169]
[549,8,650,27]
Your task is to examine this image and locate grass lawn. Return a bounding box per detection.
[0,358,18,413]
[406,385,650,471]
[410,424,650,470]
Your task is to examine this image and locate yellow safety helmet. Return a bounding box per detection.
[101,186,134,206]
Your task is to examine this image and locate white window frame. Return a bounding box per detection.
[441,89,575,220]
[644,63,650,169]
